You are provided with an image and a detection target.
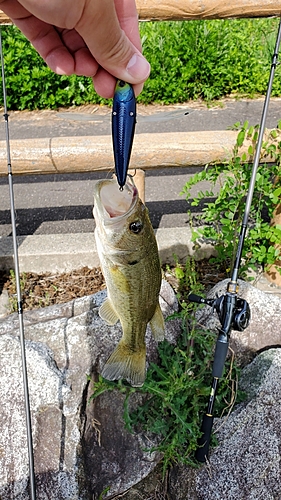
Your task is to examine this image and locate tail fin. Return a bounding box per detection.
[101,340,146,387]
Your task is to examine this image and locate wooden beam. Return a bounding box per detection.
[0,131,252,177]
[0,11,12,24]
[136,0,281,20]
[1,2,281,25]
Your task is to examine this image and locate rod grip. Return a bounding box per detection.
[212,338,229,378]
[195,414,214,462]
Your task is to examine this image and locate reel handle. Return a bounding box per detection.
[188,293,214,306]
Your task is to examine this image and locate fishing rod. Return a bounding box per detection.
[189,16,281,463]
[0,28,37,499]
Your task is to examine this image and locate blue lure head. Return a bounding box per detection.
[114,80,135,103]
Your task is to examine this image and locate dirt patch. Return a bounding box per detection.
[0,266,105,312]
[0,259,228,315]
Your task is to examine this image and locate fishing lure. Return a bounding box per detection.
[112,80,136,189]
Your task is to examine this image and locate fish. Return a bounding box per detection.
[112,80,136,189]
[93,176,165,387]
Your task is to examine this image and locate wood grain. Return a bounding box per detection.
[137,0,281,20]
[1,1,281,25]
[0,131,254,176]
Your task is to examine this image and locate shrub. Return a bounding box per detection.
[0,18,281,109]
[181,122,281,275]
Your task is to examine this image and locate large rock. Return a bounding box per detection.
[0,281,180,499]
[196,348,281,499]
[0,335,80,500]
[168,348,281,499]
[2,277,281,499]
[196,279,281,365]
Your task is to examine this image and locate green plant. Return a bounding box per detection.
[1,17,281,109]
[181,121,281,276]
[89,258,244,473]
[0,25,106,109]
[97,486,111,499]
[8,269,27,312]
[140,18,281,104]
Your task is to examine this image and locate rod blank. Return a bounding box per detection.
[0,27,37,499]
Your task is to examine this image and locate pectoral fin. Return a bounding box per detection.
[99,299,119,325]
[149,302,165,341]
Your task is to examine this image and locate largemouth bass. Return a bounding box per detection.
[93,177,165,387]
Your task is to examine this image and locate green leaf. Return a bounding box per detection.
[270,129,278,139]
[237,130,246,147]
[247,125,254,137]
[273,187,281,198]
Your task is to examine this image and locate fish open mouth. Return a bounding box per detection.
[99,178,138,219]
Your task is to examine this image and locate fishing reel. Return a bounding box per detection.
[188,292,250,332]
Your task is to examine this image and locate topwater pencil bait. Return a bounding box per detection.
[112,80,136,189]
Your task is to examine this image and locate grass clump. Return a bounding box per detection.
[0,25,102,110]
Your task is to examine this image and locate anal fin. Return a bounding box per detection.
[99,298,119,325]
[149,302,165,341]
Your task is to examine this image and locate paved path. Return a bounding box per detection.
[1,98,281,238]
[2,98,281,140]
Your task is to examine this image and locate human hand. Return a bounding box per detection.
[0,0,150,97]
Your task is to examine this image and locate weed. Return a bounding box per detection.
[97,486,111,499]
[181,122,281,276]
[140,17,281,104]
[7,269,27,312]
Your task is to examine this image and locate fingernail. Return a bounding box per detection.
[126,53,150,81]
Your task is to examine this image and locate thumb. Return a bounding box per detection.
[75,0,150,85]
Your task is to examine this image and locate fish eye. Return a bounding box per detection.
[129,221,143,234]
